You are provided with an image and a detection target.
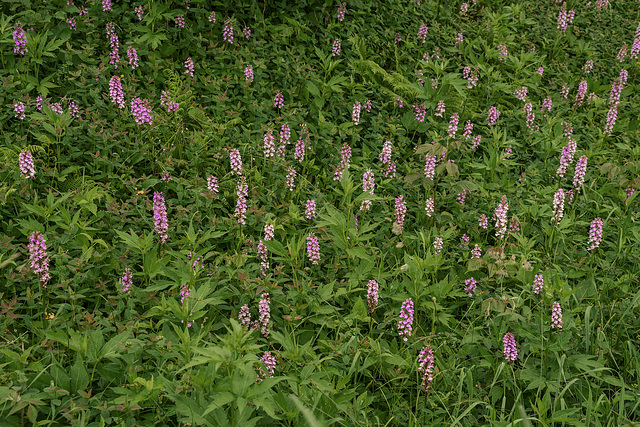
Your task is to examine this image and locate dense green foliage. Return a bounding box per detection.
[1,0,640,425]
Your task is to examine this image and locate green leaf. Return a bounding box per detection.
[70,357,89,393]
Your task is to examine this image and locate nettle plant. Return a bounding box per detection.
[1,0,639,425]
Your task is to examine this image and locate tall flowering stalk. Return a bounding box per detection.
[332,39,341,56]
[425,198,434,217]
[105,23,120,68]
[19,150,35,179]
[230,149,242,175]
[153,192,169,244]
[258,293,270,338]
[274,92,284,109]
[494,195,509,239]
[305,200,316,219]
[417,345,435,392]
[360,169,375,211]
[258,351,277,380]
[13,22,28,55]
[394,196,407,231]
[533,274,544,294]
[448,113,459,138]
[207,175,219,193]
[333,143,351,181]
[503,333,518,362]
[464,277,477,297]
[587,218,603,251]
[184,57,195,77]
[257,240,269,277]
[433,237,443,254]
[352,101,361,125]
[366,280,379,313]
[572,156,588,192]
[127,46,138,69]
[121,268,133,294]
[263,128,275,157]
[557,139,576,177]
[397,299,414,341]
[131,98,153,124]
[551,302,563,329]
[239,304,251,328]
[306,232,321,265]
[28,231,50,286]
[223,20,233,43]
[244,65,254,83]
[285,166,296,191]
[109,76,125,109]
[487,106,500,125]
[337,2,346,21]
[552,189,565,225]
[234,177,248,225]
[424,155,437,179]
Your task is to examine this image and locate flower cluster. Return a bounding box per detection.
[14,101,25,120]
[524,102,536,130]
[587,218,603,251]
[135,5,144,20]
[263,128,275,157]
[417,345,435,392]
[274,92,284,109]
[464,277,477,297]
[572,155,588,191]
[243,27,251,39]
[533,274,544,294]
[13,22,28,55]
[245,65,254,83]
[557,2,575,32]
[332,39,341,56]
[102,0,112,12]
[541,97,553,114]
[551,302,563,329]
[175,14,185,28]
[109,76,125,109]
[106,23,120,68]
[433,237,443,254]
[471,244,482,259]
[487,106,500,125]
[121,268,133,294]
[448,113,459,138]
[337,2,347,21]
[29,231,50,286]
[397,299,414,341]
[503,333,518,362]
[207,175,219,193]
[305,200,316,219]
[494,195,509,239]
[513,86,528,101]
[208,11,216,23]
[413,103,427,122]
[466,65,479,88]
[153,192,169,244]
[234,177,248,225]
[557,139,576,177]
[258,351,277,380]
[306,232,321,265]
[184,57,194,77]
[239,304,251,328]
[278,124,291,157]
[417,24,428,43]
[333,143,351,181]
[19,149,36,179]
[257,240,269,277]
[131,97,153,124]
[380,141,396,178]
[127,46,138,69]
[575,80,588,106]
[479,213,488,229]
[367,280,379,313]
[471,135,481,150]
[425,198,434,217]
[223,21,233,43]
[394,196,407,230]
[463,120,474,139]
[285,166,296,191]
[552,188,565,225]
[497,43,508,60]
[434,101,446,117]
[258,293,270,338]
[360,169,375,211]
[230,149,242,175]
[352,101,361,125]
[66,17,76,30]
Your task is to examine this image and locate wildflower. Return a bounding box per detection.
[551,302,563,329]
[175,14,185,28]
[19,150,35,178]
[244,65,254,83]
[395,196,407,230]
[513,86,528,102]
[153,192,169,244]
[184,57,194,77]
[130,97,153,124]
[557,2,575,32]
[105,23,120,68]
[274,92,284,109]
[448,113,459,138]
[413,103,427,122]
[537,66,544,75]
[167,101,179,113]
[425,198,434,217]
[223,21,233,43]
[510,216,520,233]
[135,5,144,20]
[471,244,481,259]
[230,149,242,175]
[467,65,479,88]
[367,280,379,313]
[487,106,500,125]
[533,274,544,294]
[457,190,467,205]
[332,39,341,56]
[258,351,277,379]
[557,140,576,177]
[126,46,138,69]
[434,101,446,117]
[464,277,477,296]
[604,106,617,136]
[471,135,481,150]
[503,333,517,362]
[417,345,435,392]
[285,166,296,191]
[69,100,81,118]
[497,43,508,60]
[207,175,219,193]
[583,60,594,73]
[395,98,403,108]
[478,214,488,229]
[35,97,43,111]
[397,299,414,341]
[433,237,443,254]
[239,304,251,328]
[108,76,125,109]
[572,156,588,191]
[417,24,428,43]
[333,143,351,181]
[51,103,63,115]
[294,139,305,162]
[463,120,474,139]
[257,293,271,338]
[494,195,509,239]
[561,84,569,99]
[352,101,361,125]
[415,69,425,86]
[552,189,565,225]
[13,22,28,55]
[541,97,552,113]
[102,0,112,11]
[454,32,464,48]
[524,102,535,130]
[208,11,216,23]
[257,240,269,277]
[337,2,347,21]
[234,177,248,225]
[277,124,291,157]
[14,101,25,120]
[243,27,251,39]
[263,128,275,157]
[306,232,321,265]
[305,199,316,219]
[587,218,603,251]
[264,224,275,241]
[66,17,76,30]
[361,169,375,211]
[29,231,50,286]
